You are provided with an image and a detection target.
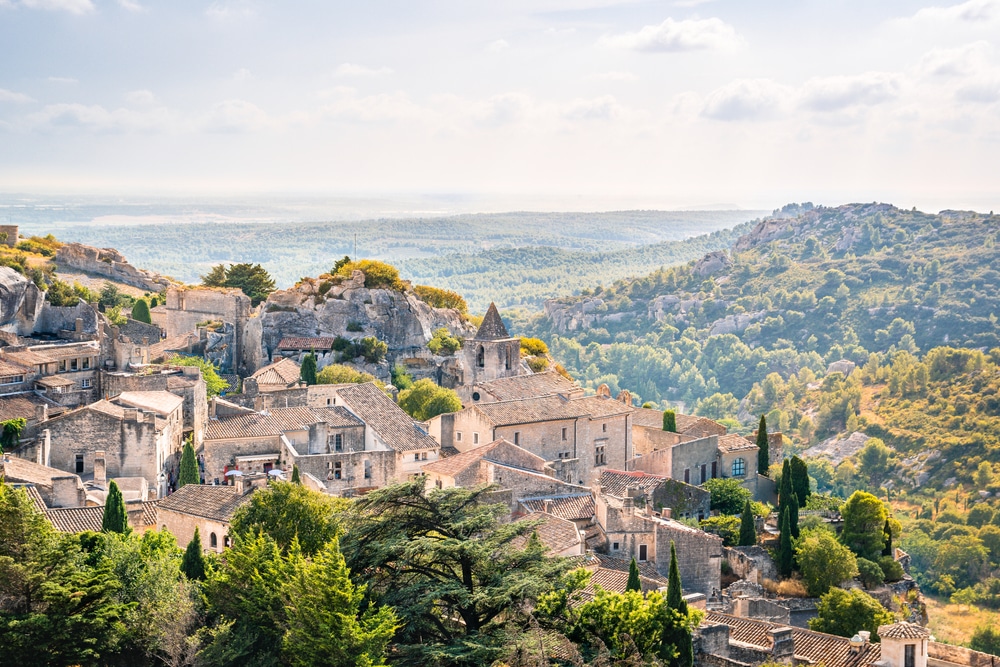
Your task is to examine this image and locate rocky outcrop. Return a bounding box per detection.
[55,242,173,292]
[693,251,732,277]
[708,311,766,336]
[0,267,45,336]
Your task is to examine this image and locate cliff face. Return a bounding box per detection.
[0,267,45,336]
[56,242,173,292]
[255,270,476,382]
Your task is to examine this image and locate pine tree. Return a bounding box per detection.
[790,455,810,507]
[626,557,642,592]
[739,499,756,546]
[101,480,130,534]
[663,409,677,432]
[181,526,207,580]
[882,518,893,557]
[178,437,199,488]
[301,352,318,385]
[291,465,302,484]
[131,298,152,324]
[757,415,770,475]
[665,541,693,667]
[778,507,793,577]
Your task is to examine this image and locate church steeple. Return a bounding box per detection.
[474,302,510,340]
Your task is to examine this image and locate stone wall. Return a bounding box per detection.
[202,434,281,482]
[652,479,711,521]
[929,641,1000,667]
[157,507,233,553]
[55,242,172,292]
[100,367,206,444]
[723,545,777,584]
[0,225,18,247]
[281,441,396,495]
[33,301,98,337]
[634,425,689,457]
[164,286,252,374]
[654,518,723,596]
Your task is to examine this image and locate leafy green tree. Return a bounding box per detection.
[878,556,904,582]
[778,507,794,577]
[201,264,228,287]
[283,538,398,667]
[317,364,380,386]
[166,355,228,396]
[230,481,346,557]
[739,499,757,546]
[663,409,677,432]
[0,483,124,666]
[703,477,752,515]
[970,624,1000,656]
[757,415,769,474]
[856,437,895,489]
[700,515,742,546]
[331,255,352,275]
[219,262,277,306]
[967,504,995,528]
[665,541,693,667]
[576,588,693,663]
[102,480,131,535]
[300,352,318,385]
[626,557,642,592]
[790,456,810,507]
[131,298,152,324]
[291,465,301,485]
[840,491,888,560]
[397,378,462,421]
[341,479,569,667]
[178,437,199,488]
[809,588,894,640]
[358,336,388,363]
[391,364,414,390]
[857,557,884,589]
[427,328,462,355]
[181,527,207,581]
[1,417,26,454]
[795,527,858,596]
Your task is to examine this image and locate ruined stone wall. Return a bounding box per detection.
[55,242,172,292]
[632,447,673,477]
[929,641,1000,667]
[651,479,711,521]
[723,545,777,584]
[202,435,280,483]
[283,446,396,495]
[33,301,98,337]
[0,225,18,247]
[0,267,45,336]
[633,425,689,457]
[655,519,723,596]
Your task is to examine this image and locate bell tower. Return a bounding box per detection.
[462,302,521,390]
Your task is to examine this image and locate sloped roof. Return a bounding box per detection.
[520,493,595,521]
[421,438,506,477]
[475,370,579,401]
[251,357,302,387]
[12,484,49,513]
[336,382,439,452]
[474,302,511,340]
[474,395,589,426]
[573,395,633,419]
[590,553,666,582]
[206,406,363,440]
[149,332,200,362]
[631,407,727,437]
[0,358,31,375]
[878,623,932,640]
[600,469,668,498]
[1,456,82,488]
[0,392,62,420]
[35,375,76,388]
[158,484,251,522]
[515,512,582,554]
[277,337,337,351]
[54,399,167,431]
[118,319,161,345]
[115,391,184,416]
[2,349,54,366]
[718,433,757,453]
[45,505,104,533]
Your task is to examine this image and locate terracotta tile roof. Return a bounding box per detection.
[206,406,363,440]
[45,505,104,533]
[337,382,439,452]
[878,623,932,639]
[1,456,82,487]
[421,439,505,477]
[476,371,580,402]
[0,358,31,375]
[158,484,251,522]
[704,611,883,667]
[115,391,184,416]
[572,395,633,419]
[2,349,53,366]
[718,433,757,453]
[520,493,595,521]
[515,512,582,554]
[60,400,167,431]
[591,554,666,582]
[631,407,727,437]
[11,484,49,513]
[474,302,511,340]
[250,357,301,387]
[600,469,667,498]
[474,395,590,426]
[137,499,159,527]
[35,375,76,388]
[277,337,337,351]
[586,568,669,595]
[0,393,62,420]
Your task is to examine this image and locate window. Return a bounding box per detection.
[471,391,481,401]
[711,461,717,479]
[334,462,342,480]
[81,378,92,389]
[612,541,620,551]
[82,357,90,369]
[334,433,343,452]
[210,533,218,549]
[456,431,463,442]
[224,535,231,548]
[602,423,607,433]
[684,468,690,484]
[70,359,78,371]
[414,453,420,462]
[905,645,915,667]
[701,464,707,484]
[505,347,512,370]
[436,479,443,489]
[364,460,371,479]
[561,427,567,441]
[732,458,746,477]
[327,398,332,405]
[58,360,66,373]
[0,375,24,385]
[638,544,648,562]
[476,345,485,368]
[75,453,84,474]
[514,432,520,445]
[473,432,479,445]
[595,445,606,466]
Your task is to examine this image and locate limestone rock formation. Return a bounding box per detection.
[55,242,173,292]
[693,250,732,277]
[0,267,45,335]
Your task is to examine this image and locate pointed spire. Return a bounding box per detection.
[474,302,511,340]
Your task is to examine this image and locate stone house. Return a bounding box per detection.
[157,484,253,552]
[465,369,582,405]
[430,393,633,487]
[514,512,585,557]
[102,317,163,370]
[274,336,338,362]
[1,340,101,407]
[0,455,87,507]
[599,468,712,522]
[632,432,759,495]
[45,500,159,535]
[101,365,208,446]
[456,303,523,403]
[162,286,253,375]
[244,357,303,393]
[630,406,726,457]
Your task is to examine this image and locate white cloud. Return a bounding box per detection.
[201,99,269,133]
[918,41,992,77]
[800,72,901,111]
[205,0,256,20]
[956,77,1000,101]
[233,68,253,81]
[18,0,93,13]
[673,0,715,6]
[910,0,999,22]
[117,0,143,11]
[702,78,792,120]
[592,70,638,82]
[333,63,393,77]
[601,17,742,53]
[319,89,429,124]
[0,88,35,104]
[28,102,176,133]
[125,89,156,106]
[562,95,625,121]
[486,39,509,53]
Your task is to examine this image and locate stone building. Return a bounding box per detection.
[157,484,253,552]
[101,365,208,446]
[0,455,87,508]
[1,339,101,408]
[599,468,711,522]
[631,406,727,457]
[457,303,523,402]
[632,432,759,495]
[243,357,303,394]
[162,286,253,375]
[465,369,582,405]
[514,512,585,556]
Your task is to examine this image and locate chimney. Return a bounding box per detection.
[858,631,870,645]
[34,403,48,422]
[94,450,106,484]
[543,499,553,514]
[141,336,149,346]
[308,421,328,455]
[75,317,83,334]
[40,429,51,467]
[123,408,139,422]
[254,394,264,412]
[768,627,794,661]
[663,507,673,519]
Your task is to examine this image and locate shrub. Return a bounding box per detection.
[857,557,885,589]
[15,234,61,256]
[527,356,549,373]
[334,259,406,291]
[391,364,414,390]
[316,364,380,386]
[796,527,859,596]
[703,478,752,516]
[520,337,549,357]
[346,321,364,332]
[397,379,462,421]
[358,337,388,363]
[700,515,741,546]
[413,285,467,313]
[878,556,904,582]
[166,355,229,396]
[427,328,462,356]
[45,279,80,307]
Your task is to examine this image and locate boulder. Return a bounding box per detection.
[693,250,732,277]
[0,267,45,335]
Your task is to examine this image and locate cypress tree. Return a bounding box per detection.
[150,295,159,308]
[665,541,693,667]
[301,352,318,386]
[882,518,893,557]
[131,298,152,324]
[756,415,769,475]
[790,455,810,507]
[627,557,642,592]
[778,507,793,577]
[778,458,793,517]
[789,491,800,540]
[102,479,130,534]
[291,465,302,484]
[663,409,677,432]
[181,526,207,580]
[178,437,199,488]
[739,499,756,546]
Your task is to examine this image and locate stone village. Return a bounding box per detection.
[0,233,994,667]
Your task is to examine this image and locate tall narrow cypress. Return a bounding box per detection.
[778,507,793,577]
[626,557,642,592]
[778,458,793,517]
[178,437,199,488]
[790,455,810,507]
[882,518,893,557]
[789,491,800,540]
[181,526,207,580]
[102,479,130,534]
[756,415,769,475]
[739,499,756,546]
[301,352,318,385]
[665,541,693,667]
[663,410,677,432]
[291,465,302,485]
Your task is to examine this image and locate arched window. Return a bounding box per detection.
[210,532,218,549]
[732,458,746,477]
[476,345,485,368]
[505,346,512,370]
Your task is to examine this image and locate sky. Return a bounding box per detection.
[1,0,999,212]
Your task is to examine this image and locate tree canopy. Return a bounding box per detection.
[201,262,276,306]
[840,491,888,561]
[809,588,894,640]
[166,355,229,396]
[397,379,462,422]
[795,527,858,596]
